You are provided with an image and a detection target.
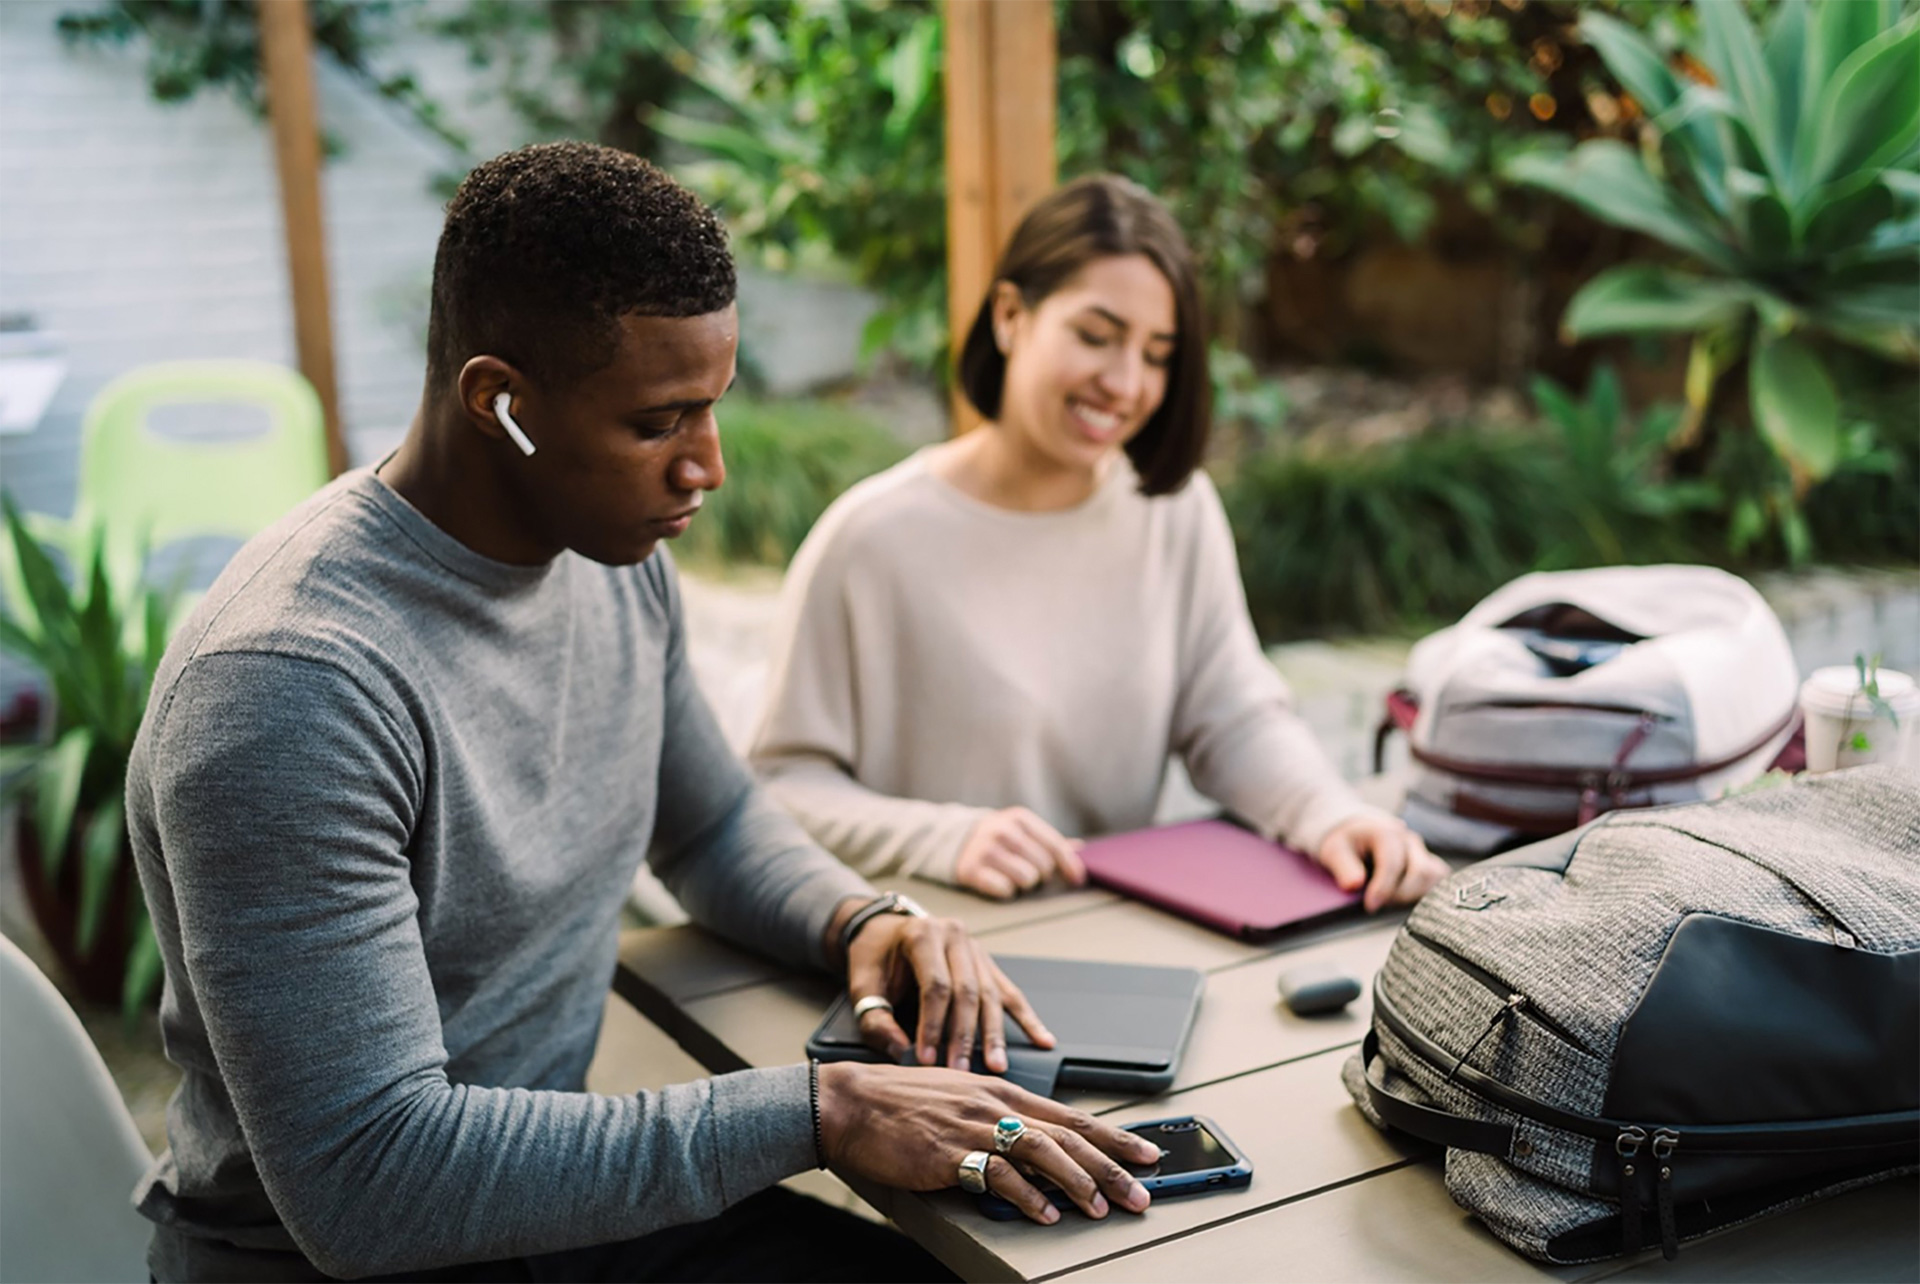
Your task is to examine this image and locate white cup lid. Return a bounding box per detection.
[1800,665,1920,717]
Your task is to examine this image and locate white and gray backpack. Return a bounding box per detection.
[1376,565,1801,855]
[1345,766,1919,1263]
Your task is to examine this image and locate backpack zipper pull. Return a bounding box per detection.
[1447,994,1524,1084]
[1652,1129,1680,1261]
[1578,775,1603,826]
[1615,1126,1647,1255]
[1597,713,1657,818]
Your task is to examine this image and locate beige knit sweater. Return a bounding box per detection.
[748,447,1378,885]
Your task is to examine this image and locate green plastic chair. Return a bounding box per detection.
[2,360,329,638]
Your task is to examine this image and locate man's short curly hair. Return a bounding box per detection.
[426,142,735,388]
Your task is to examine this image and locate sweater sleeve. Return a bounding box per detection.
[1169,478,1389,854]
[748,511,987,885]
[146,651,829,1279]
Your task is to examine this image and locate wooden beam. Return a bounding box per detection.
[943,0,993,436]
[942,0,1057,435]
[257,0,348,477]
[987,1,1057,251]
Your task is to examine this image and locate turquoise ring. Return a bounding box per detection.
[993,1115,1028,1155]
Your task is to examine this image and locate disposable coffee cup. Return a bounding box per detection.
[1798,665,1920,774]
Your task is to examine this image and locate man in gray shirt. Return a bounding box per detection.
[126,143,1159,1282]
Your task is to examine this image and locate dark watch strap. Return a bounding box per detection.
[838,891,928,963]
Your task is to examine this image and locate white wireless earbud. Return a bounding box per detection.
[492,391,536,457]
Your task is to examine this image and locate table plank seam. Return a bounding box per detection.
[1196,915,1403,976]
[608,970,753,1075]
[1022,1156,1424,1283]
[971,900,1130,940]
[650,971,798,1006]
[1087,1038,1368,1116]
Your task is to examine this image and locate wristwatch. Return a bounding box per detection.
[838,891,929,962]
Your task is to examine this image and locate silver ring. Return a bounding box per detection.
[993,1116,1028,1155]
[852,995,894,1020]
[957,1149,992,1195]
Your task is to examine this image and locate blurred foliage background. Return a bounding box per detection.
[56,0,1920,640]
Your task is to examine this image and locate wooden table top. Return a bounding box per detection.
[613,876,1918,1283]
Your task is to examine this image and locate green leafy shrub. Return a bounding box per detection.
[1219,432,1567,640]
[651,2,952,369]
[470,0,1667,368]
[675,399,909,570]
[1220,364,1743,642]
[1507,2,1920,553]
[0,496,171,1019]
[1801,367,1920,563]
[57,0,469,153]
[1208,346,1290,457]
[1527,363,1720,563]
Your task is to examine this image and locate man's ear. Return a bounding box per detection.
[456,356,523,447]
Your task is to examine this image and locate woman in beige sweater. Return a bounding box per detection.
[750,174,1444,912]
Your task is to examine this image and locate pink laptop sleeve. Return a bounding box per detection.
[1078,819,1360,939]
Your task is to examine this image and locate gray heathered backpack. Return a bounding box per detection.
[1343,766,1919,1264]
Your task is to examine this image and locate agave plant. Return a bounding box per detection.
[0,493,171,1018]
[1508,1,1919,530]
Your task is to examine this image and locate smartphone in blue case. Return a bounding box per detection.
[976,1114,1252,1220]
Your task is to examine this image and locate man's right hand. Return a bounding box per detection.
[816,1061,1158,1225]
[954,807,1087,900]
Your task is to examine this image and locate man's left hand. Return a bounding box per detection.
[843,911,1055,1072]
[1315,814,1447,912]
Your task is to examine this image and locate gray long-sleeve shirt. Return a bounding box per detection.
[124,469,874,1281]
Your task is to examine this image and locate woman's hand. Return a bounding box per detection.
[817,1061,1160,1225]
[846,911,1055,1071]
[1314,814,1447,912]
[954,807,1087,900]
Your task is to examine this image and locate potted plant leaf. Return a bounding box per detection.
[0,493,172,1019]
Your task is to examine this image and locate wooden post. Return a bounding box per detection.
[942,0,1056,434]
[257,0,348,476]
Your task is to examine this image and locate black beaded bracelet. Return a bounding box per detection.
[808,1058,826,1169]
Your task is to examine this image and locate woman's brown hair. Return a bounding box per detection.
[956,174,1210,496]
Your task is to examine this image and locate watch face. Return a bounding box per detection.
[896,893,929,918]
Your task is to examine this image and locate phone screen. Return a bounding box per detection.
[1125,1118,1233,1178]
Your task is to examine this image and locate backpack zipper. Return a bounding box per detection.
[1615,1126,1645,1259]
[1406,704,1799,790]
[1613,1125,1682,1260]
[1652,1128,1680,1261]
[1455,700,1672,718]
[1406,928,1595,1055]
[1447,993,1526,1085]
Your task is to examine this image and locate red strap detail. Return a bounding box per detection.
[1769,715,1807,774]
[1373,689,1422,775]
[1612,713,1656,774]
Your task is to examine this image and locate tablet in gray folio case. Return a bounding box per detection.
[806,955,1205,1098]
